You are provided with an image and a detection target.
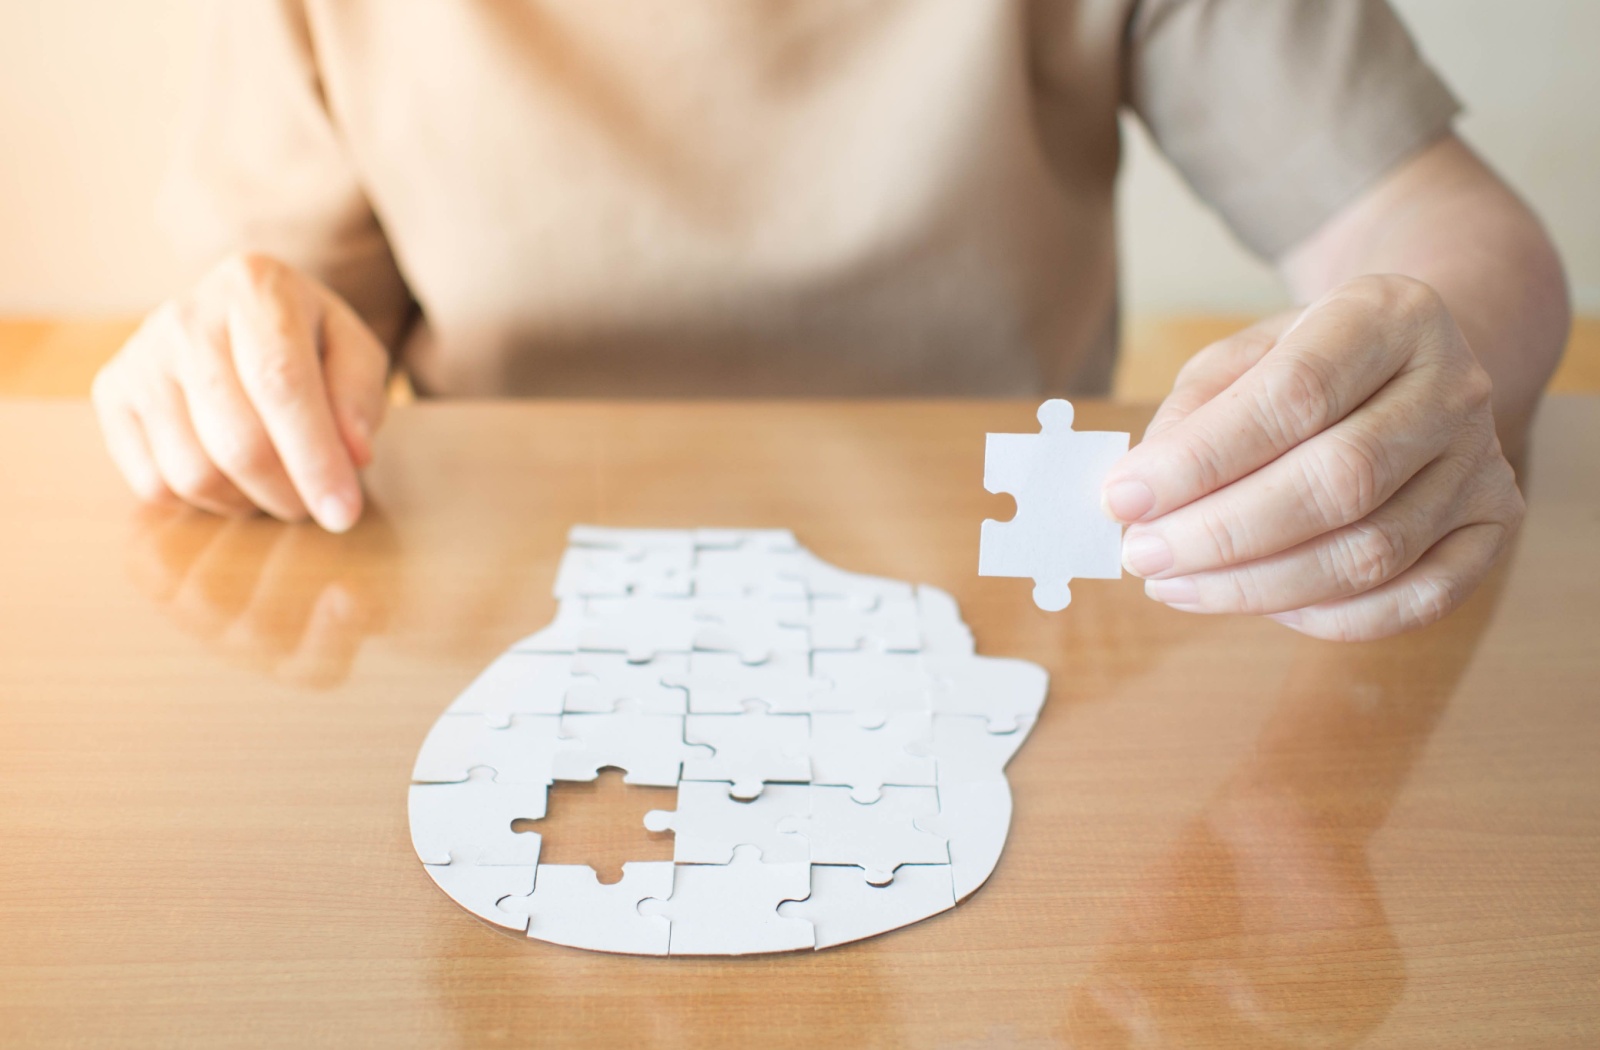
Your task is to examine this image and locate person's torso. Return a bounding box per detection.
[307,0,1131,396]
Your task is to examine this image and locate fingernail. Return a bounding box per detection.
[1103,479,1156,523]
[1269,610,1302,627]
[1122,533,1173,577]
[1144,576,1198,604]
[316,490,359,534]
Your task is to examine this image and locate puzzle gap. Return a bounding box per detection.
[512,768,675,884]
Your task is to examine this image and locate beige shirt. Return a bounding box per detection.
[163,0,1458,397]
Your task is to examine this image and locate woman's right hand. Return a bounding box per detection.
[92,253,391,532]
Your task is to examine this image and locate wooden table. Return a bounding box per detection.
[2,398,1597,1049]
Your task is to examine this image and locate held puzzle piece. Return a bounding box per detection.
[979,399,1129,611]
[407,526,1048,954]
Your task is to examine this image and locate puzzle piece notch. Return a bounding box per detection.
[925,654,1048,734]
[563,652,689,715]
[979,398,1129,611]
[637,845,814,955]
[808,711,936,804]
[777,863,956,949]
[443,652,579,728]
[408,769,546,866]
[422,850,538,932]
[682,706,811,800]
[411,713,563,785]
[500,861,673,955]
[551,707,712,787]
[662,650,834,715]
[810,649,935,726]
[776,784,948,885]
[643,781,811,864]
[778,593,921,652]
[554,545,693,599]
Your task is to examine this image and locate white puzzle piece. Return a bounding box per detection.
[423,853,538,931]
[926,655,1048,734]
[913,779,1014,901]
[552,708,710,787]
[681,707,811,800]
[411,713,563,785]
[979,399,1129,611]
[562,653,689,715]
[777,784,948,885]
[499,862,673,956]
[808,711,936,803]
[662,650,832,714]
[408,769,545,865]
[443,651,574,727]
[810,649,934,725]
[915,585,975,656]
[408,527,1048,955]
[554,545,693,598]
[638,846,814,955]
[779,594,921,652]
[643,781,811,864]
[778,863,956,948]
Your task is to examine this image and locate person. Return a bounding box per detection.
[90,0,1570,642]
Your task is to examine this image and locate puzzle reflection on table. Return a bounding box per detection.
[408,525,1048,955]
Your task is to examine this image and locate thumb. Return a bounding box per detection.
[318,292,392,470]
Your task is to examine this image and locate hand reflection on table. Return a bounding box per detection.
[124,502,399,688]
[1062,560,1510,1048]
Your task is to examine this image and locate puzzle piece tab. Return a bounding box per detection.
[979,399,1128,611]
[638,845,813,955]
[500,862,673,955]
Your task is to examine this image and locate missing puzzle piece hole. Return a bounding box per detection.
[511,767,675,884]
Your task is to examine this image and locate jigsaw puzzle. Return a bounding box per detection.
[408,526,1048,954]
[979,399,1129,611]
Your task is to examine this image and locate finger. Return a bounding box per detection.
[1141,451,1478,615]
[275,582,366,689]
[134,374,258,517]
[226,260,362,532]
[1123,366,1451,579]
[1268,521,1513,642]
[170,307,311,523]
[91,369,166,502]
[1141,314,1290,442]
[1103,283,1429,524]
[319,291,390,469]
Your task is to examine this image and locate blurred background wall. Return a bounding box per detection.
[1,0,1595,318]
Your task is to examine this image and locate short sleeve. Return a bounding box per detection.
[157,0,413,347]
[1126,0,1461,259]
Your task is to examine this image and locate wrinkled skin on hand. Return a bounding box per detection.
[92,253,390,533]
[1103,275,1525,641]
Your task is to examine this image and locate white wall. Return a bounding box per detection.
[0,0,1595,316]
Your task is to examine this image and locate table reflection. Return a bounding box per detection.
[1060,558,1509,1047]
[123,501,400,688]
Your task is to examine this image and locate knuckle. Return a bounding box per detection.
[1334,519,1408,593]
[1261,354,1338,440]
[1398,574,1461,633]
[1345,273,1441,320]
[1458,363,1495,412]
[1303,431,1388,526]
[249,347,312,406]
[1195,503,1248,565]
[1176,428,1230,494]
[164,458,228,504]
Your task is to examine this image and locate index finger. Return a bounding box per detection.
[226,260,362,533]
[1102,285,1412,524]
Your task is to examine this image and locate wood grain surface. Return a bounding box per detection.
[2,398,1597,1049]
